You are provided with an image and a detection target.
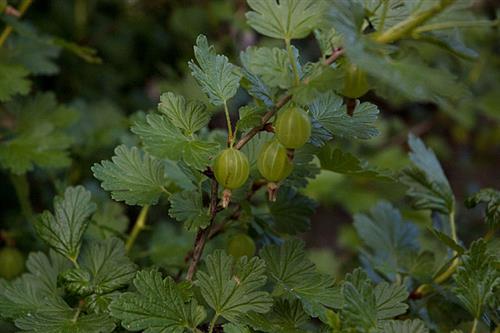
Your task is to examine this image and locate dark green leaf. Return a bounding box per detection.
[0,63,30,101]
[92,145,168,206]
[36,186,96,262]
[465,188,500,228]
[195,250,272,321]
[243,299,309,333]
[168,191,210,230]
[110,269,206,333]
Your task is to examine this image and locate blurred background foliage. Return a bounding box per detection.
[0,0,499,292]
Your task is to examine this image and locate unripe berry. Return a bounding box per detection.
[0,247,24,280]
[227,233,256,258]
[274,106,311,149]
[257,140,293,182]
[257,140,293,201]
[341,63,370,98]
[213,148,250,207]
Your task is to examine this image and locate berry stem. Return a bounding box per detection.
[223,100,234,146]
[125,205,150,253]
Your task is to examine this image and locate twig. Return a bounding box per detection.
[0,0,33,47]
[186,179,219,281]
[234,48,344,151]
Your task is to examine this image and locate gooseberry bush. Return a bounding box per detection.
[1,0,499,333]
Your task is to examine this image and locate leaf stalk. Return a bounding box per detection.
[125,205,150,253]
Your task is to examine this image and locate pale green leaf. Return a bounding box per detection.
[110,269,206,333]
[246,0,325,40]
[260,240,341,322]
[92,145,168,206]
[188,35,241,106]
[195,250,272,321]
[36,186,96,262]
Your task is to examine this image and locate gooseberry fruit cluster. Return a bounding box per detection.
[213,104,311,206]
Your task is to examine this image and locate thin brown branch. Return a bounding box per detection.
[186,179,219,281]
[234,48,344,151]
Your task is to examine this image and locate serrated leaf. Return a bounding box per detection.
[0,251,70,319]
[465,188,500,228]
[381,319,429,333]
[92,145,168,206]
[87,201,129,240]
[188,35,241,106]
[195,250,272,321]
[223,323,252,333]
[241,46,296,89]
[364,0,409,30]
[35,186,96,262]
[428,228,465,255]
[309,91,379,140]
[237,105,263,131]
[267,187,317,235]
[0,93,77,174]
[62,238,136,299]
[354,201,420,279]
[318,144,391,179]
[400,134,454,214]
[342,268,409,331]
[0,63,30,101]
[132,114,219,170]
[240,52,276,107]
[15,309,115,333]
[246,0,325,40]
[158,92,210,135]
[168,191,210,230]
[110,269,205,333]
[243,299,309,333]
[453,239,500,319]
[260,240,341,322]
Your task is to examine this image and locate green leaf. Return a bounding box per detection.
[465,188,500,228]
[309,92,379,140]
[15,309,115,333]
[158,92,210,135]
[260,240,341,322]
[92,145,168,206]
[132,114,219,170]
[195,250,272,322]
[237,105,263,131]
[453,239,500,319]
[168,190,210,230]
[0,251,70,319]
[62,238,136,298]
[400,134,454,214]
[241,46,296,89]
[240,52,276,107]
[267,187,317,235]
[188,34,241,106]
[243,299,309,333]
[364,0,409,30]
[246,0,325,40]
[381,319,429,333]
[341,268,409,331]
[353,201,419,279]
[0,63,30,101]
[87,201,129,240]
[223,323,252,333]
[110,269,206,333]
[0,93,77,174]
[36,186,96,262]
[318,144,391,179]
[428,228,465,255]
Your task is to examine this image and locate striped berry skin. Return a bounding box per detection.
[274,106,311,149]
[257,140,293,182]
[213,148,250,190]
